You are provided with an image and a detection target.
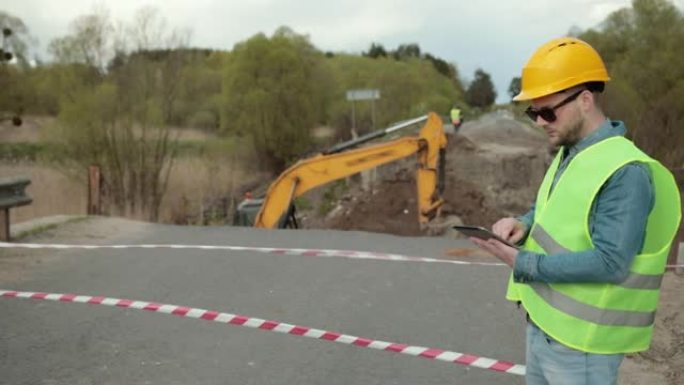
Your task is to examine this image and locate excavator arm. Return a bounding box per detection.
[253,112,447,228]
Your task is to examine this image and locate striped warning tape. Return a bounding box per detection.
[0,289,526,376]
[2,241,683,269]
[0,242,506,266]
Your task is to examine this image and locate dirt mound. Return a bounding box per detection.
[324,169,422,236]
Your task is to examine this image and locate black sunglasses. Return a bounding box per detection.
[525,89,585,122]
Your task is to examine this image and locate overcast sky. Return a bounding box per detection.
[2,0,683,103]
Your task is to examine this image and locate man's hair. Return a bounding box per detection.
[584,81,605,93]
[584,82,605,111]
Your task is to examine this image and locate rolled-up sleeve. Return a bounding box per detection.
[516,204,535,243]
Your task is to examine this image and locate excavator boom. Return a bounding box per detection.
[251,112,447,229]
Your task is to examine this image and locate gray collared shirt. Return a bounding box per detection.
[514,119,655,284]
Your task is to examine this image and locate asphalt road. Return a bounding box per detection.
[0,219,525,385]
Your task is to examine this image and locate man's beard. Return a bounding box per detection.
[557,116,584,147]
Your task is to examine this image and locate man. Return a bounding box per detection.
[450,105,462,131]
[470,37,681,385]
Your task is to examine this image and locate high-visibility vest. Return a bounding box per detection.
[506,136,681,354]
[450,108,461,123]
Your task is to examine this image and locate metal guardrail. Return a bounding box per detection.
[0,177,32,241]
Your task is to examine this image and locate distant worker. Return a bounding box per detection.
[450,105,462,131]
[469,37,681,384]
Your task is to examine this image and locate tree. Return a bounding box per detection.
[221,26,327,173]
[47,6,189,221]
[579,0,684,169]
[46,6,113,105]
[0,11,34,68]
[48,7,114,74]
[392,43,421,60]
[508,77,521,100]
[0,12,36,125]
[322,53,464,140]
[423,53,454,79]
[364,42,387,58]
[0,63,24,125]
[465,68,497,108]
[173,49,225,130]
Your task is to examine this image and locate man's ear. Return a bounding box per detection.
[579,90,595,113]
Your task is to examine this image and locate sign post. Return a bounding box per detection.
[346,89,381,131]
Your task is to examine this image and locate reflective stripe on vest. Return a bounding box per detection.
[531,225,664,290]
[528,225,658,327]
[529,283,655,327]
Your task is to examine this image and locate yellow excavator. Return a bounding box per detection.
[234,112,448,229]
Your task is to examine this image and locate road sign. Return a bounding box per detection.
[346,89,380,101]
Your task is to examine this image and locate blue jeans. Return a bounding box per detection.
[526,322,624,385]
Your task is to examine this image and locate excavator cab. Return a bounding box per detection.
[234,112,448,229]
[234,198,298,228]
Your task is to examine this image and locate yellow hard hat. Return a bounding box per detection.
[513,37,610,101]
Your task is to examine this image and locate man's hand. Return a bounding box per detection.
[492,217,527,244]
[470,237,518,268]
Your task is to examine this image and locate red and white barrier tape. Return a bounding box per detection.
[0,289,525,376]
[2,241,683,269]
[0,242,506,267]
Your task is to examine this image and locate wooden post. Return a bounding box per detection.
[88,165,101,215]
[0,208,9,242]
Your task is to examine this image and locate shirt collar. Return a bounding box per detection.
[565,119,626,158]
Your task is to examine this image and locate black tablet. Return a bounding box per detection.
[452,225,519,248]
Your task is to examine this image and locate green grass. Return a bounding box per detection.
[14,216,88,240]
[170,140,209,157]
[0,143,46,161]
[294,196,313,211]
